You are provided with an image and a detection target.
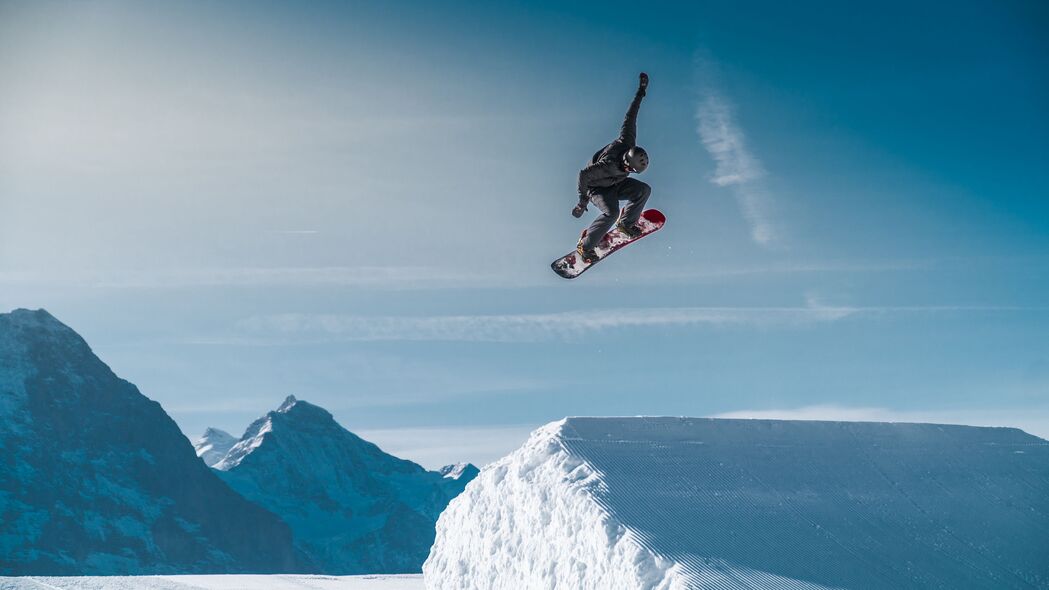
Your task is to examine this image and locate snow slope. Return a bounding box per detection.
[0,309,299,575]
[0,575,422,589]
[425,417,1049,590]
[214,396,469,574]
[193,428,238,467]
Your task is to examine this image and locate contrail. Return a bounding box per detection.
[694,56,777,246]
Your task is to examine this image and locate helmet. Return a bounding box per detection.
[623,146,649,173]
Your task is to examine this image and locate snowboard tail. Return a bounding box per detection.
[550,209,665,279]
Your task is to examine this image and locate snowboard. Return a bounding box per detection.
[551,209,665,279]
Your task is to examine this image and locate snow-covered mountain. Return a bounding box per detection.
[213,395,468,574]
[426,416,1049,590]
[193,427,237,467]
[437,462,479,499]
[437,462,478,482]
[0,309,300,575]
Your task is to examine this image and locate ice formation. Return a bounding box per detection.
[424,417,1049,590]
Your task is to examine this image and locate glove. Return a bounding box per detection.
[638,72,648,95]
[572,204,586,218]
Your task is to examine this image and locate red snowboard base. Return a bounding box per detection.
[550,209,665,279]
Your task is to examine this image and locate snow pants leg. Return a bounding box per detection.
[617,178,651,228]
[581,178,651,250]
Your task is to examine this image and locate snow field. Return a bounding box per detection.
[423,420,681,590]
[426,416,1049,590]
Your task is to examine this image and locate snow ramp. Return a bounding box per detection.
[423,417,1049,590]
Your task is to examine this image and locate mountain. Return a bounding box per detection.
[437,462,479,498]
[438,462,479,482]
[426,417,1049,590]
[214,395,465,574]
[0,309,300,575]
[193,428,237,467]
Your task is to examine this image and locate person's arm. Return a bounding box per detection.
[577,163,600,203]
[618,73,648,146]
[573,158,617,216]
[575,159,613,208]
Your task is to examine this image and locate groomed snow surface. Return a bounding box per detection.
[424,417,1049,590]
[425,420,681,589]
[0,576,422,590]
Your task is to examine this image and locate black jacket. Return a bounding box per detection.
[577,89,645,206]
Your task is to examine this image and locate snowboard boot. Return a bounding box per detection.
[616,220,643,239]
[577,243,600,263]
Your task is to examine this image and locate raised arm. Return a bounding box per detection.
[618,72,648,146]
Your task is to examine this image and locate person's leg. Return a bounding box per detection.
[582,190,620,250]
[616,178,651,227]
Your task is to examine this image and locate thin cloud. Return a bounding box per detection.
[231,304,1046,344]
[0,257,967,292]
[235,305,858,343]
[657,259,931,280]
[697,95,766,187]
[0,266,520,290]
[695,57,776,246]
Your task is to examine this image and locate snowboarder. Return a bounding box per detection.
[573,72,651,263]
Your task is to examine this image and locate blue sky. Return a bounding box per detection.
[2,0,1047,467]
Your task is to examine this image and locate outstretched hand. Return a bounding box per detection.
[572,204,586,218]
[638,72,649,93]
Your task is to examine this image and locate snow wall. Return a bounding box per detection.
[423,417,1049,590]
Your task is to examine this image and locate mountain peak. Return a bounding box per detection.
[277,395,298,413]
[2,308,76,338]
[2,309,299,574]
[194,427,237,467]
[6,307,57,322]
[213,396,467,573]
[202,426,232,438]
[1,309,99,392]
[277,396,337,426]
[439,462,480,482]
[1,308,116,424]
[214,396,336,471]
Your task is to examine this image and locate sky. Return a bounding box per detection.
[1,0,1047,468]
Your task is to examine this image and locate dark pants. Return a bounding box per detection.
[581,178,651,249]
